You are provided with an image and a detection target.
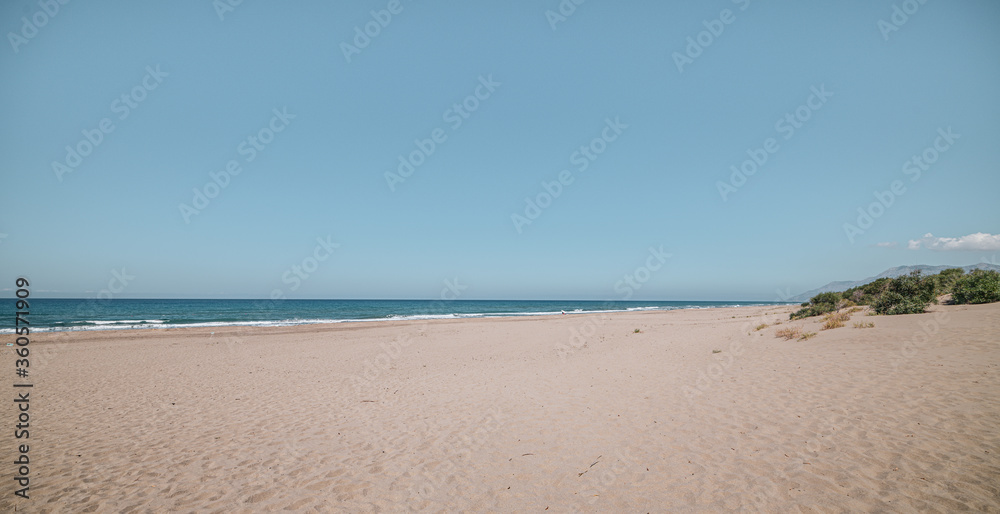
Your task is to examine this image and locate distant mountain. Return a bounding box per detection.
[789,263,1000,302]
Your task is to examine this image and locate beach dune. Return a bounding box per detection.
[3,302,999,512]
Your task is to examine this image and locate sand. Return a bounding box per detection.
[2,302,998,512]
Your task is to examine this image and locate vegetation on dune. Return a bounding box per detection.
[789,292,844,320]
[821,311,851,330]
[774,327,802,340]
[790,268,1000,320]
[869,271,935,315]
[933,267,966,294]
[952,269,1000,305]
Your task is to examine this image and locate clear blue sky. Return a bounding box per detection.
[1,0,998,301]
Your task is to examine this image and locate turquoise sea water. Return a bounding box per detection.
[1,299,791,333]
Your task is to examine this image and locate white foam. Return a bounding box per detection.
[0,303,788,333]
[87,319,165,325]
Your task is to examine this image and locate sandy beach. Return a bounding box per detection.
[3,302,998,512]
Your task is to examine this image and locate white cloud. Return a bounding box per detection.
[874,241,898,248]
[907,232,1000,251]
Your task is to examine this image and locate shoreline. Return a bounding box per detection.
[24,302,797,343]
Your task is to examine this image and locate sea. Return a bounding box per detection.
[1,298,791,333]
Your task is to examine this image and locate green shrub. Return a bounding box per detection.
[866,271,936,315]
[811,292,842,305]
[871,291,927,315]
[790,303,836,320]
[842,277,893,306]
[790,291,841,320]
[952,270,1000,304]
[864,277,892,295]
[933,268,965,295]
[796,268,995,319]
[889,271,936,304]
